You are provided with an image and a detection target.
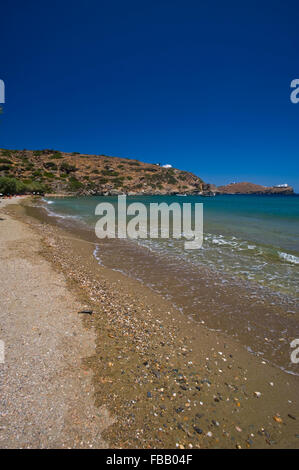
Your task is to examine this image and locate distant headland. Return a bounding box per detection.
[216,182,294,195]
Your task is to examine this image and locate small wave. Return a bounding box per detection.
[93,245,103,265]
[211,237,227,246]
[45,209,80,220]
[205,234,238,247]
[278,251,299,265]
[42,203,83,221]
[42,198,54,204]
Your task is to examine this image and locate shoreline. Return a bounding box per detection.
[38,194,299,374]
[1,197,299,448]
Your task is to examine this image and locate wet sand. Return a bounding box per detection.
[1,197,299,448]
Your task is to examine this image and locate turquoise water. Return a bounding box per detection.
[43,194,299,297]
[41,194,299,373]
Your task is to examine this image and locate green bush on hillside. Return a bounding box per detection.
[25,164,34,171]
[101,169,119,177]
[1,150,12,157]
[67,176,83,191]
[44,171,55,179]
[0,176,48,195]
[97,177,108,184]
[44,161,58,170]
[50,151,63,159]
[0,164,12,171]
[60,161,77,173]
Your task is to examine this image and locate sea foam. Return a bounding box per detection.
[278,251,299,265]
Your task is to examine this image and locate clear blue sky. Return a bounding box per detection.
[1,0,299,191]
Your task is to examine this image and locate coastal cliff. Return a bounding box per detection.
[0,149,208,196]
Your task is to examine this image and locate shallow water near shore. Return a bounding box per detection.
[38,194,299,375]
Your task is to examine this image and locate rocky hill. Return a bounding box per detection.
[217,182,294,195]
[0,149,209,196]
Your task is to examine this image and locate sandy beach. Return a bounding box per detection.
[0,197,113,448]
[0,197,299,449]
